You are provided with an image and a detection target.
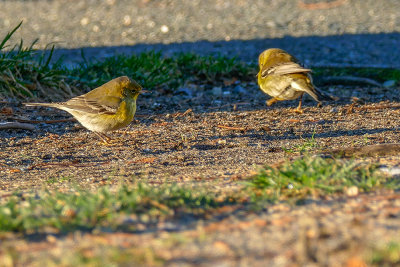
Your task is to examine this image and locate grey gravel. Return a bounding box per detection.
[1,0,400,68]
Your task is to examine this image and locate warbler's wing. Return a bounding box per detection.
[63,95,122,115]
[261,62,311,78]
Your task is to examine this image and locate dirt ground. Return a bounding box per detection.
[1,83,400,266]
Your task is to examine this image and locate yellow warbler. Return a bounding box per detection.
[257,48,332,113]
[25,76,142,143]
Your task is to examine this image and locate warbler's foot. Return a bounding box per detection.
[291,107,304,114]
[94,132,112,144]
[266,98,278,106]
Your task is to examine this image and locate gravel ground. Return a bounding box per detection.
[1,0,400,67]
[2,82,400,191]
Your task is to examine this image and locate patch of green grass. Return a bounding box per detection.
[247,156,396,202]
[73,52,253,92]
[283,128,318,154]
[46,176,71,184]
[0,22,80,101]
[3,244,165,267]
[0,183,227,233]
[67,247,164,267]
[0,157,397,233]
[369,242,400,266]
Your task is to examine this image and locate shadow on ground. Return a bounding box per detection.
[46,33,400,68]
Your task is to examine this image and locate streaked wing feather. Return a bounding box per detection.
[261,62,311,78]
[64,95,120,115]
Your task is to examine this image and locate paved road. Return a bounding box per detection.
[1,0,400,67]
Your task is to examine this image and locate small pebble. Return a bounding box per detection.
[383,80,396,88]
[123,15,132,26]
[233,85,247,94]
[80,17,89,26]
[346,186,359,197]
[212,87,222,96]
[160,25,169,33]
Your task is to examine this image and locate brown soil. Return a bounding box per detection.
[1,83,400,266]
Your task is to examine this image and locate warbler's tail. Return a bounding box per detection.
[24,102,61,108]
[314,88,337,102]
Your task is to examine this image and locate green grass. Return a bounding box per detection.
[0,183,227,233]
[3,244,165,267]
[0,157,396,233]
[283,128,318,154]
[0,22,79,101]
[247,156,398,202]
[369,242,400,266]
[73,52,253,92]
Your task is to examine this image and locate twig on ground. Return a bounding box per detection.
[0,122,35,130]
[346,103,356,114]
[298,0,348,10]
[172,108,193,118]
[217,125,246,131]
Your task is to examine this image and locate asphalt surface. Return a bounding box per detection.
[1,0,400,68]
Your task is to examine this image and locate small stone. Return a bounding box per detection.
[217,139,226,145]
[329,107,338,113]
[346,186,359,197]
[160,25,169,33]
[266,21,276,27]
[80,17,89,26]
[383,80,396,88]
[92,25,100,32]
[123,15,132,26]
[212,87,222,96]
[233,85,247,94]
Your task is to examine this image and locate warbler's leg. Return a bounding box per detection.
[293,93,304,114]
[94,132,112,144]
[266,98,278,106]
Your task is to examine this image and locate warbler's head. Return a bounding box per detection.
[117,76,143,98]
[258,48,295,69]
